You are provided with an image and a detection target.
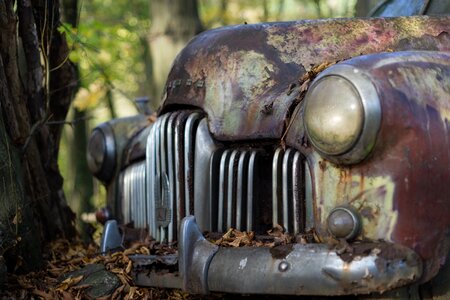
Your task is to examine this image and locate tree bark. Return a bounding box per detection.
[148,0,203,109]
[0,0,76,273]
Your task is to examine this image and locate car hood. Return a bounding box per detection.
[160,16,450,141]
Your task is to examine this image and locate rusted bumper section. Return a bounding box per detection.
[131,216,422,295]
[177,217,422,295]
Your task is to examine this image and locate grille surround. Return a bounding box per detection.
[120,111,311,243]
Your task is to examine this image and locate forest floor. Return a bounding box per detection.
[0,239,193,299]
[0,227,306,300]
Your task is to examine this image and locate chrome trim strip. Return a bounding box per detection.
[174,113,187,237]
[304,162,314,231]
[272,148,283,227]
[282,148,293,232]
[247,151,257,231]
[159,114,170,242]
[194,119,220,232]
[218,150,231,232]
[236,151,249,231]
[121,171,129,223]
[292,152,301,234]
[167,113,178,243]
[226,150,239,230]
[133,165,138,227]
[146,124,157,238]
[184,113,201,215]
[141,162,147,228]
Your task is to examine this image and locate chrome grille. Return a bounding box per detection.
[121,110,310,243]
[216,149,261,232]
[121,161,147,228]
[146,111,202,243]
[272,148,304,233]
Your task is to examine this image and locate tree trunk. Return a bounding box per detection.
[148,0,203,109]
[0,0,76,273]
[61,0,95,242]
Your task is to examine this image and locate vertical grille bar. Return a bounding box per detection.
[184,113,201,216]
[305,163,314,231]
[292,152,302,234]
[146,124,157,238]
[236,151,249,231]
[282,149,294,232]
[218,150,231,232]
[226,150,239,229]
[166,113,178,243]
[159,115,170,242]
[174,112,187,238]
[140,162,147,228]
[121,172,130,223]
[272,148,283,227]
[246,151,257,231]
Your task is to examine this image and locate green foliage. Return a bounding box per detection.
[199,0,357,28]
[62,0,150,116]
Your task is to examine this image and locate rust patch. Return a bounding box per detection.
[270,244,294,259]
[337,241,409,264]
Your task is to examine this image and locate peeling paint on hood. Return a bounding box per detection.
[160,16,450,141]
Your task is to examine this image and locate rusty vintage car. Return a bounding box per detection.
[87,0,450,297]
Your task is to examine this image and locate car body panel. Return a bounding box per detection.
[284,51,450,281]
[161,16,449,141]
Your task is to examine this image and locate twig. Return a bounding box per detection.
[20,114,52,153]
[46,116,93,127]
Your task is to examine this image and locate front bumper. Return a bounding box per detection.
[103,216,422,296]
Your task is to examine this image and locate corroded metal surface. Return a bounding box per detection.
[172,216,422,295]
[160,16,449,141]
[286,51,450,282]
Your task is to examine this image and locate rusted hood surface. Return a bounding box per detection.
[160,16,449,141]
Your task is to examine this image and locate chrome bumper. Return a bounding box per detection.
[103,217,422,295]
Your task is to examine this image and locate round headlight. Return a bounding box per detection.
[87,129,106,173]
[303,65,381,164]
[304,76,364,155]
[86,123,116,182]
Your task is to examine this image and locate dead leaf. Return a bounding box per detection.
[32,289,54,300]
[125,260,132,274]
[58,289,75,300]
[56,275,83,291]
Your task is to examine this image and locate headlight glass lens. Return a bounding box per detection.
[304,76,364,155]
[87,129,106,175]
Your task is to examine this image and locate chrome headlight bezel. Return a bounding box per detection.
[86,123,116,182]
[303,64,381,164]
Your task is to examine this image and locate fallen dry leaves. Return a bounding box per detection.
[0,239,198,300]
[1,224,311,299]
[212,224,297,248]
